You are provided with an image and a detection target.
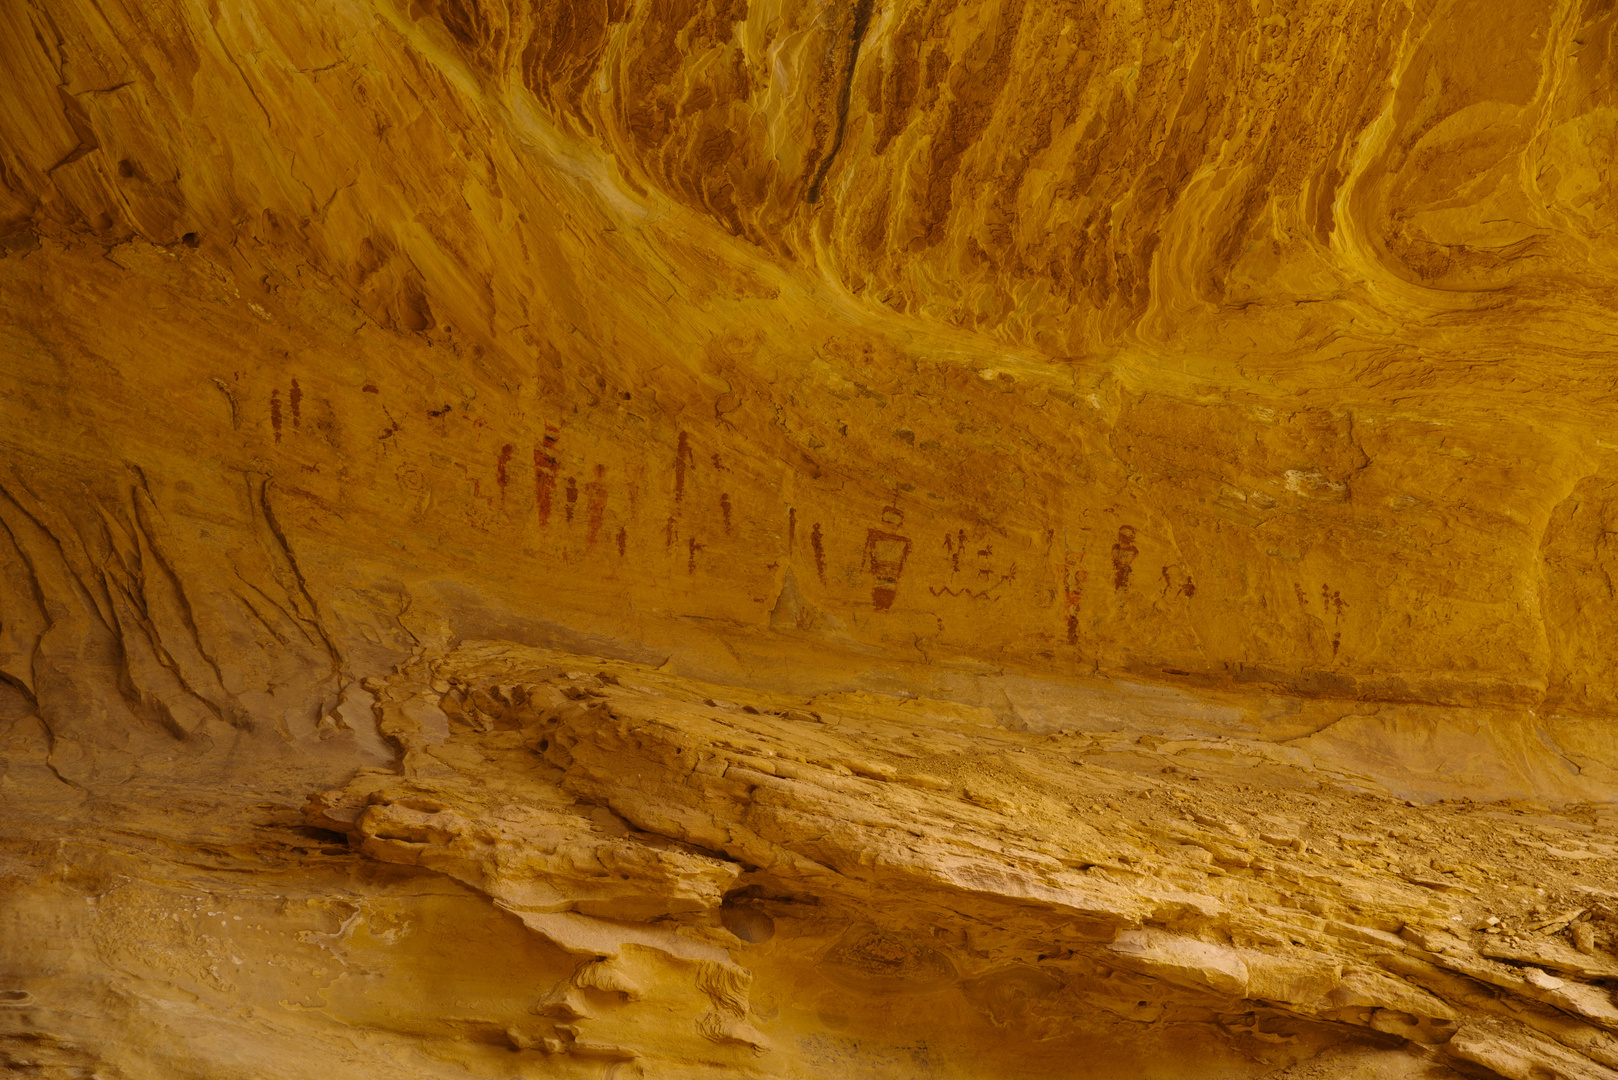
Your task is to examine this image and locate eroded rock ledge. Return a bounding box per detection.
[300,644,1618,1078]
[6,641,1618,1076]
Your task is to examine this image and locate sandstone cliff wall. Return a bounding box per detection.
[4,1,1618,1077]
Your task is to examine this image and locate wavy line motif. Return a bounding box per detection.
[928,586,997,601]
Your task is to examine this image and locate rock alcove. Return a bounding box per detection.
[5,1,1618,1077]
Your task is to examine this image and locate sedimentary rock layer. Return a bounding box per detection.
[7,642,1618,1077]
[6,0,1618,717]
[3,0,1618,1076]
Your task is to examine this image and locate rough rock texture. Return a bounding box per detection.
[4,0,1618,1076]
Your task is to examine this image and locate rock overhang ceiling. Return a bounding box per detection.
[8,0,1618,714]
[5,0,1618,1077]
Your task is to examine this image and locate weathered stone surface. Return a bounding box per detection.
[4,0,1618,1076]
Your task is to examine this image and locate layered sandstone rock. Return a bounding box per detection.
[4,0,1618,1076]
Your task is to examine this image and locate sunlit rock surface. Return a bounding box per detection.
[4,0,1618,1076]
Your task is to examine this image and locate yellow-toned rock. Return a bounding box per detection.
[5,0,1618,1076]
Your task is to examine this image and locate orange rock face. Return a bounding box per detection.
[3,1,1618,1077]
